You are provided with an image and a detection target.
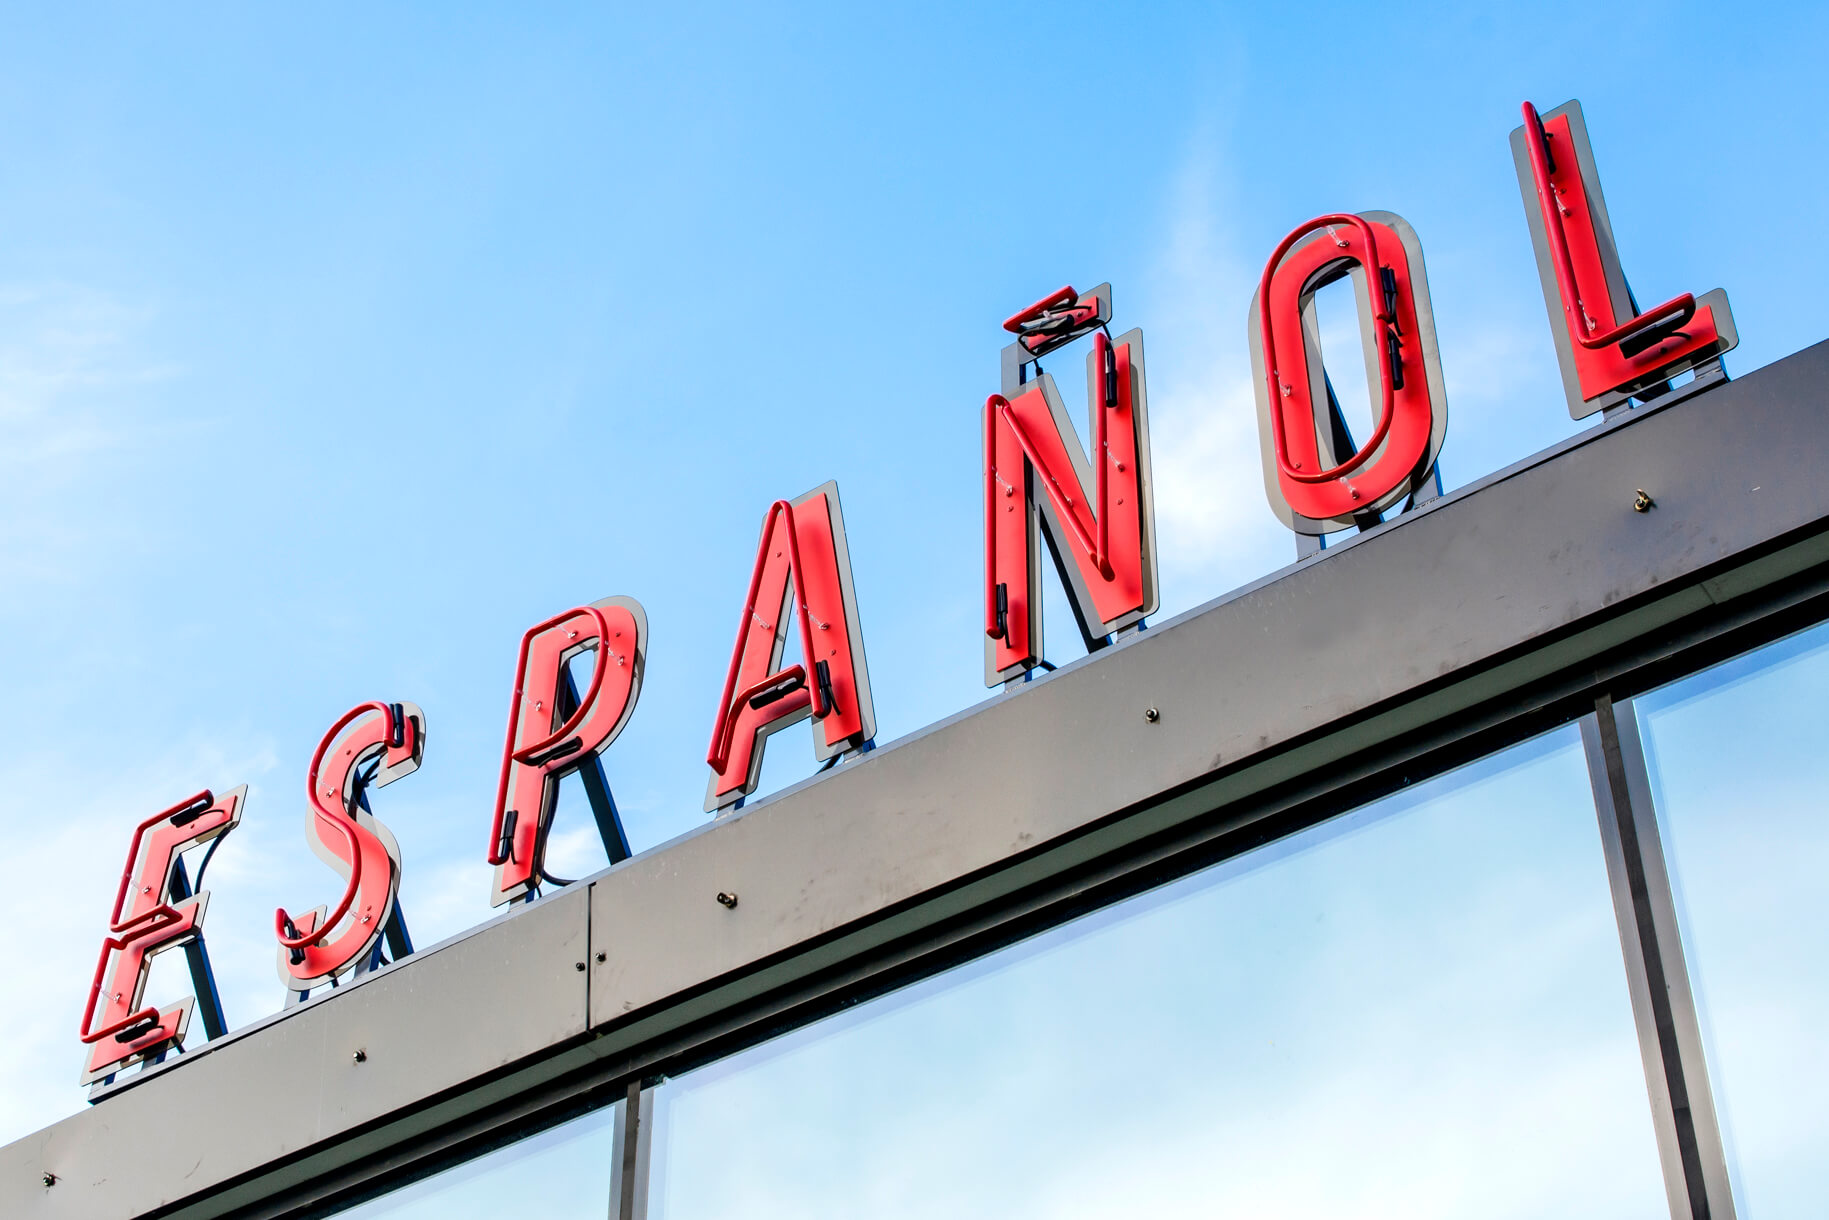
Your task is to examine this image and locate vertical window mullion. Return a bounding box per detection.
[1582,696,1735,1220]
[609,1079,654,1220]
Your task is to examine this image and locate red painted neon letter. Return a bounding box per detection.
[79,787,244,1084]
[1248,211,1447,535]
[705,481,874,812]
[275,702,423,989]
[984,284,1158,685]
[488,597,647,906]
[1514,99,1737,417]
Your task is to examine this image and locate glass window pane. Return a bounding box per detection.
[1636,624,1829,1218]
[650,727,1667,1219]
[333,1104,616,1218]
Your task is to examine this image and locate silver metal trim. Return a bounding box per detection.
[1583,697,1736,1220]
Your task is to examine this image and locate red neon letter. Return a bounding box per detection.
[1513,99,1737,417]
[488,597,647,906]
[705,481,874,812]
[275,702,423,988]
[79,787,244,1084]
[983,284,1158,686]
[1248,211,1447,535]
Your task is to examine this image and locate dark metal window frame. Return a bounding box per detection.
[1584,696,1733,1220]
[604,684,1782,1220]
[8,341,1829,1220]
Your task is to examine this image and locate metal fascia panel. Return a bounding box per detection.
[5,884,589,1219]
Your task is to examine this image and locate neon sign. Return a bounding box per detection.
[490,598,648,906]
[705,482,875,811]
[79,788,243,1085]
[1511,100,1737,418]
[275,702,423,996]
[1248,211,1448,539]
[983,284,1159,684]
[78,95,1741,1093]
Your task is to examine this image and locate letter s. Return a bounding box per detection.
[275,701,423,988]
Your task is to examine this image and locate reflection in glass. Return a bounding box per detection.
[1637,624,1829,1218]
[333,1104,615,1218]
[651,728,1666,1219]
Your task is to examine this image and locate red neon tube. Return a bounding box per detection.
[79,908,187,1046]
[1519,101,1695,352]
[488,605,611,866]
[707,666,810,773]
[984,397,1002,640]
[275,702,396,950]
[79,790,218,1045]
[705,499,829,771]
[1002,285,1079,334]
[991,396,1106,568]
[1093,330,1112,568]
[1257,212,1399,486]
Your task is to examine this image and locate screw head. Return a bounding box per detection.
[595,951,607,963]
[1144,707,1160,723]
[42,1172,56,1187]
[716,891,739,909]
[574,961,587,972]
[352,1049,366,1064]
[1633,489,1655,513]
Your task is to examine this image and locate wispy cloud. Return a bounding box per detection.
[1134,136,1294,613]
[0,283,180,452]
[0,282,186,602]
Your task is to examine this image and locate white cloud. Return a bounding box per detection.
[0,283,180,457]
[0,283,186,604]
[1133,139,1297,614]
[543,821,608,882]
[400,852,499,950]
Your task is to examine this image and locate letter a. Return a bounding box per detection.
[705,481,874,812]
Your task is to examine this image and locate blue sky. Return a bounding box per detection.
[2,0,1825,1149]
